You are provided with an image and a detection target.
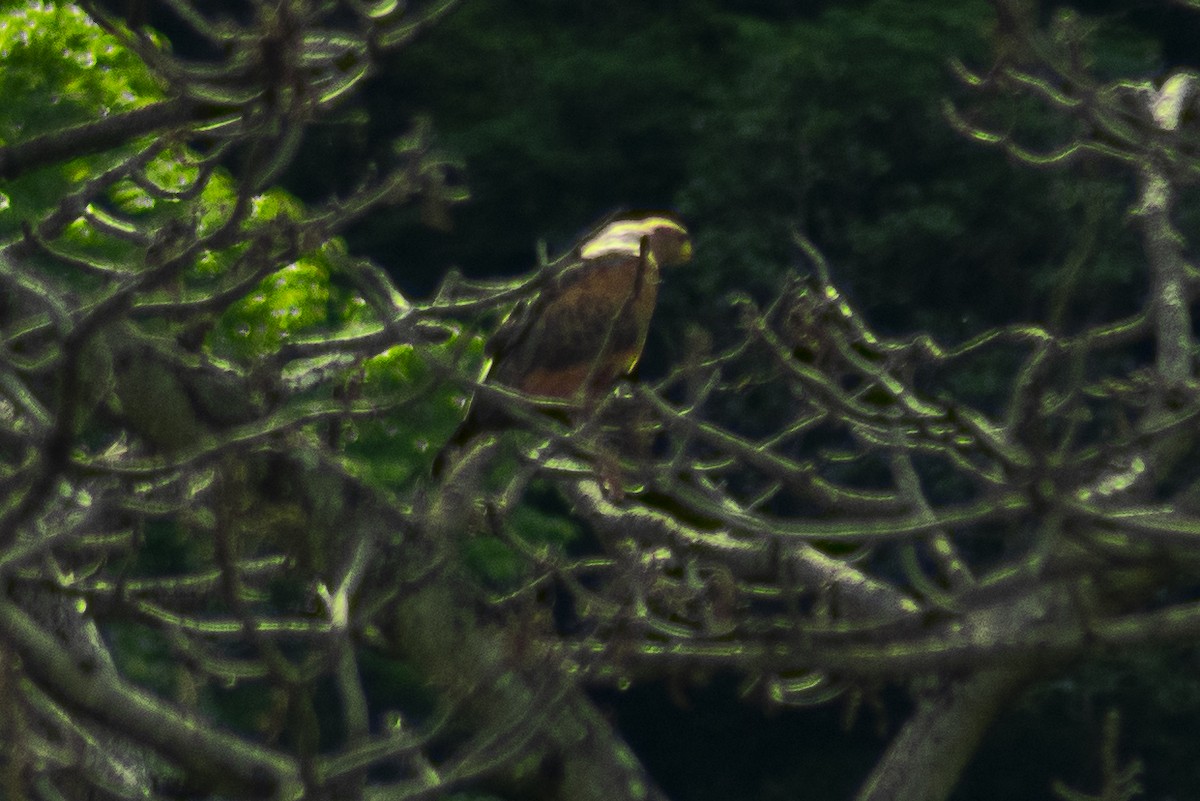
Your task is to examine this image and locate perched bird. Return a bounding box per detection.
[435,212,692,473]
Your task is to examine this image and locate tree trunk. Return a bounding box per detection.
[854,665,1037,801]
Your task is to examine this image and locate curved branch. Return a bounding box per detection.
[0,597,303,798]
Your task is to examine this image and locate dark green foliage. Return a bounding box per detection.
[329,0,1165,355]
[336,0,716,291]
[679,1,1068,336]
[132,518,210,576]
[959,651,1200,800]
[107,620,179,697]
[347,338,487,486]
[460,484,582,588]
[358,647,439,719]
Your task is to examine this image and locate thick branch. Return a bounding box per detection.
[855,665,1039,801]
[1132,74,1197,389]
[0,99,201,180]
[0,597,303,798]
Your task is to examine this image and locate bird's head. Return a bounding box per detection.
[580,214,692,267]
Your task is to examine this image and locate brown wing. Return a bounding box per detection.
[433,214,689,472]
[490,240,657,400]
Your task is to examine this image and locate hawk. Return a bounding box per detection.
[436,212,692,472]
